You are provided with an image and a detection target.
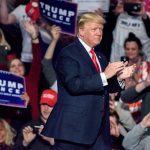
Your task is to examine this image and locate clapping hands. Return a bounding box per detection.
[104,61,136,80]
[117,63,136,80]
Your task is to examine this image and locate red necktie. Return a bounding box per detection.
[90,49,100,73]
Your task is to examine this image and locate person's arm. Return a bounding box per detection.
[122,124,146,150]
[22,20,41,80]
[142,16,150,37]
[109,94,136,131]
[0,0,16,24]
[139,2,150,37]
[116,102,136,130]
[121,77,150,103]
[123,113,150,150]
[42,59,57,87]
[42,25,61,87]
[44,25,61,59]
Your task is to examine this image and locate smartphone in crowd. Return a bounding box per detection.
[124,3,141,13]
[33,125,42,134]
[120,56,129,62]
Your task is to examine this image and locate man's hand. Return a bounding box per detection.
[104,61,124,79]
[117,64,136,80]
[22,126,36,147]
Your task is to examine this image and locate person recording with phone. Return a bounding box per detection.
[110,0,150,63]
[120,32,150,123]
[12,89,57,150]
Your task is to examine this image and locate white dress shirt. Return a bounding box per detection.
[78,37,108,86]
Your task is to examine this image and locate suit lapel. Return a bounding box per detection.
[75,39,99,73]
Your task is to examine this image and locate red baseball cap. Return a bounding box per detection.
[40,89,57,107]
[25,1,40,22]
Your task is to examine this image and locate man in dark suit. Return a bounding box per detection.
[41,12,135,150]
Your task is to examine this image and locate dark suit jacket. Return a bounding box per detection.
[42,38,122,145]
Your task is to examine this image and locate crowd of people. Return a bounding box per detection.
[0,0,150,150]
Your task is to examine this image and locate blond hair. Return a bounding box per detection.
[0,118,16,146]
[77,12,105,30]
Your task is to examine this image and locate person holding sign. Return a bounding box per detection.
[0,20,41,130]
[41,12,135,150]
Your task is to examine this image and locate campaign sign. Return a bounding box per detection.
[39,0,78,36]
[0,70,26,108]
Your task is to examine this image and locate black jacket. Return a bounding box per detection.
[12,118,52,150]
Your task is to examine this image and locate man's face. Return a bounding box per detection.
[40,104,53,122]
[79,22,103,48]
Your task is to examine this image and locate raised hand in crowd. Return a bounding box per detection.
[129,1,148,19]
[50,25,61,41]
[22,20,39,42]
[114,0,124,15]
[20,92,30,106]
[44,25,61,60]
[94,8,104,17]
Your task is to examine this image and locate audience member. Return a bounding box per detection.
[109,111,125,150]
[122,32,150,122]
[109,93,136,134]
[0,118,16,150]
[0,20,41,130]
[42,25,61,91]
[121,76,150,133]
[13,89,57,150]
[110,0,150,62]
[0,0,51,63]
[123,113,150,150]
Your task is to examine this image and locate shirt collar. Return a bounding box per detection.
[78,37,92,53]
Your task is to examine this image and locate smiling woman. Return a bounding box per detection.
[0,118,16,149]
[122,32,150,122]
[0,21,41,131]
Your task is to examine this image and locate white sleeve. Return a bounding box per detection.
[11,5,26,23]
[100,72,108,86]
